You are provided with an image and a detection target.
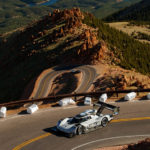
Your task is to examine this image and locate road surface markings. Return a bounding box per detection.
[111,116,150,123]
[71,134,150,150]
[12,133,51,150]
[12,116,150,150]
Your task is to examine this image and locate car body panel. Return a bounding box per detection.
[56,102,119,136]
[57,109,113,135]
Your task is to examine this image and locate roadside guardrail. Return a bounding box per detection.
[0,88,150,108]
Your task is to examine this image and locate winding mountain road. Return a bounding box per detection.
[31,65,97,99]
[0,101,150,150]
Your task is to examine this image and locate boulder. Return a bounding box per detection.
[84,97,92,105]
[0,107,7,118]
[27,104,39,114]
[99,93,107,102]
[147,93,150,100]
[124,92,136,101]
[59,98,75,106]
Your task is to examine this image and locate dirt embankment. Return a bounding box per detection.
[49,71,82,95]
[92,64,150,92]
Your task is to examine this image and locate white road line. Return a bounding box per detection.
[71,134,150,150]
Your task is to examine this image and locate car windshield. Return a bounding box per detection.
[69,117,83,123]
[69,116,90,124]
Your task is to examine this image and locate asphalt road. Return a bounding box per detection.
[33,65,97,98]
[0,101,150,150]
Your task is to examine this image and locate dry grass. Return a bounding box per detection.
[108,22,150,43]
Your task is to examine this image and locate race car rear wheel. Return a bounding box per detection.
[77,125,83,135]
[101,117,108,127]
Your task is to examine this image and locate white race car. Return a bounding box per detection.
[56,101,119,137]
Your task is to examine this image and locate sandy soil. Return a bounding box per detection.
[108,22,150,35]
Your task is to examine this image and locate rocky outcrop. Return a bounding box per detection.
[9,8,110,65]
[93,65,150,91]
[42,8,109,65]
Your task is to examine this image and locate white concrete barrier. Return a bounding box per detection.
[27,104,39,114]
[147,93,150,100]
[124,92,136,101]
[0,107,7,118]
[99,93,107,102]
[84,97,92,105]
[59,98,75,106]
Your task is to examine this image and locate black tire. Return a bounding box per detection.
[67,133,74,138]
[101,117,108,127]
[77,125,83,135]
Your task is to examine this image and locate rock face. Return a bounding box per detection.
[43,8,109,64]
[93,65,150,91]
[76,29,105,64]
[93,74,128,91]
[11,8,110,66]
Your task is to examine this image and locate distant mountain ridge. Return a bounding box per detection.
[49,0,141,19]
[104,0,150,22]
[0,0,140,34]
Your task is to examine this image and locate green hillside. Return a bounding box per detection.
[48,0,141,19]
[0,0,140,34]
[0,0,50,34]
[104,0,150,24]
[83,14,150,75]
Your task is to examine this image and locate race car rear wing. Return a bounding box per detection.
[93,101,120,116]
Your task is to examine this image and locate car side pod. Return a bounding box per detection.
[0,107,7,118]
[27,104,39,114]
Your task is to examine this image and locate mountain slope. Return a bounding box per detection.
[49,0,141,19]
[0,8,150,103]
[104,0,150,22]
[0,0,140,34]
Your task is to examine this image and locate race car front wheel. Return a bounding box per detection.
[77,125,83,135]
[67,133,74,138]
[101,117,108,127]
